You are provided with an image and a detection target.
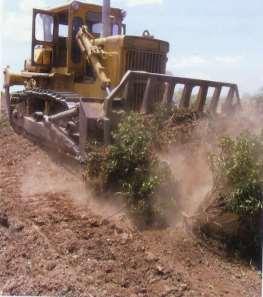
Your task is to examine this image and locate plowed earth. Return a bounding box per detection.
[0,116,261,297]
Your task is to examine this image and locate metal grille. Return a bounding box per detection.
[125,49,166,74]
[124,49,166,111]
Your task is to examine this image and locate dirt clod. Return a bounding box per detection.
[0,214,9,228]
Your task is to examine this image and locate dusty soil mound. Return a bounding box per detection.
[0,117,261,297]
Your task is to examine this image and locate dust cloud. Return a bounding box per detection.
[159,104,263,225]
[20,149,126,223]
[19,102,262,228]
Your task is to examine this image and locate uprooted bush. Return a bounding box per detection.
[208,132,263,260]
[148,103,204,148]
[86,112,177,226]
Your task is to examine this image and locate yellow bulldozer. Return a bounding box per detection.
[2,0,241,160]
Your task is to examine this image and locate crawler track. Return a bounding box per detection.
[9,88,82,157]
[10,88,82,117]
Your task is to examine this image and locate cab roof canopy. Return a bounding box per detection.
[47,0,123,16]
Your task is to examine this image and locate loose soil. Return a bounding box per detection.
[0,116,261,297]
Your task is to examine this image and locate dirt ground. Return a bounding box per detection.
[0,116,261,297]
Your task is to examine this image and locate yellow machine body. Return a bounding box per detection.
[2,1,241,160]
[19,1,169,99]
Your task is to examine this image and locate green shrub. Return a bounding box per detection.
[107,113,153,189]
[208,132,263,261]
[209,132,263,216]
[86,112,176,225]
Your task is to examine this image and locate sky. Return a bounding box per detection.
[0,0,262,95]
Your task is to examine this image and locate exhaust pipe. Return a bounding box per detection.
[102,0,111,37]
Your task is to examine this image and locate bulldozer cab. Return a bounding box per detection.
[31,1,124,78]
